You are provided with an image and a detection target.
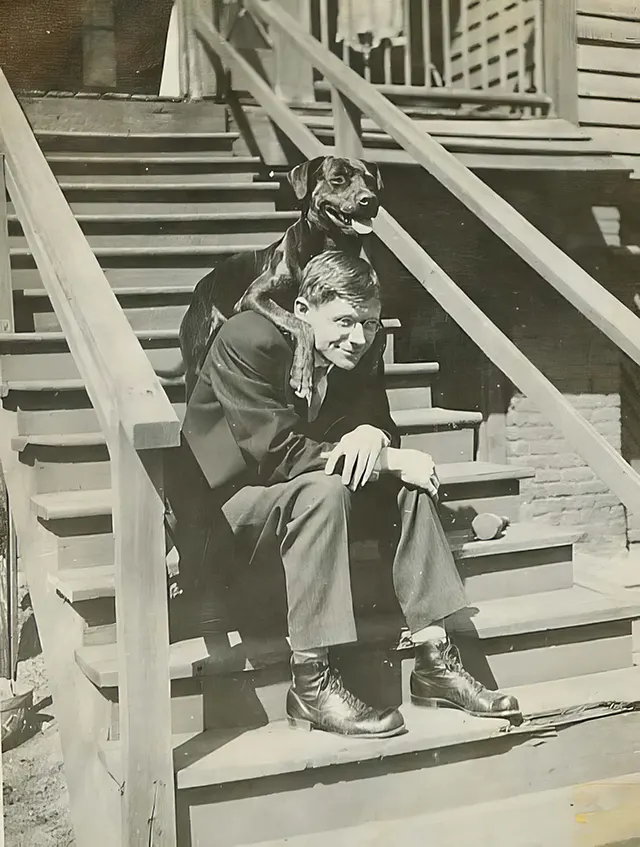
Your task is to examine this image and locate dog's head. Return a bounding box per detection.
[287,156,382,238]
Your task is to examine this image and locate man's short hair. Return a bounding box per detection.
[299,251,380,306]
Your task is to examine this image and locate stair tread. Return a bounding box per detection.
[55,179,279,190]
[168,665,640,789]
[46,153,261,164]
[11,243,275,258]
[50,522,580,603]
[75,637,208,689]
[384,362,439,376]
[393,407,483,428]
[9,211,297,224]
[37,130,241,140]
[28,463,533,519]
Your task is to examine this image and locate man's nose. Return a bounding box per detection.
[348,322,367,345]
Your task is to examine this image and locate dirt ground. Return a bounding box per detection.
[2,584,75,847]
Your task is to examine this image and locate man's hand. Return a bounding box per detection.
[323,425,389,491]
[380,448,440,500]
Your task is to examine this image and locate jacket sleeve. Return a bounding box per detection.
[205,321,336,485]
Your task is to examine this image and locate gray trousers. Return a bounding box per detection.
[222,471,467,651]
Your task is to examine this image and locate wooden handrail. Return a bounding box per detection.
[0,71,179,844]
[242,0,640,377]
[0,71,180,451]
[194,12,640,511]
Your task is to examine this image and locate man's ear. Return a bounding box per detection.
[365,162,383,191]
[287,156,326,201]
[293,296,310,319]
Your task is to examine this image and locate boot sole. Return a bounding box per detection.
[286,715,407,739]
[410,693,522,722]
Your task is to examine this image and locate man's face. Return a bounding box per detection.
[294,296,381,370]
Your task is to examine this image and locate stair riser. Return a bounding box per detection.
[11,251,260,271]
[400,429,475,463]
[55,187,279,205]
[108,679,204,739]
[33,305,188,332]
[387,386,433,411]
[35,460,111,494]
[58,201,278,214]
[178,711,640,847]
[38,137,231,154]
[12,267,205,293]
[439,494,521,532]
[403,619,634,692]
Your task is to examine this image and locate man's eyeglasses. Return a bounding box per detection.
[335,317,382,335]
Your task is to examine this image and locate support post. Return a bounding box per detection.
[478,361,508,464]
[0,158,14,334]
[331,89,363,159]
[112,435,176,846]
[542,0,578,123]
[273,0,315,104]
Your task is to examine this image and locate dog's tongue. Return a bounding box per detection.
[351,217,373,235]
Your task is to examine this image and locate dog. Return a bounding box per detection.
[157,155,383,400]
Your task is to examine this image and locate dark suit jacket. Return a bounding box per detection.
[182,311,400,491]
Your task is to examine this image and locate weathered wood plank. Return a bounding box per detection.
[544,0,579,123]
[579,70,640,99]
[580,96,640,127]
[579,43,640,74]
[578,12,640,43]
[577,1,640,22]
[331,90,363,160]
[272,0,314,104]
[111,436,176,845]
[588,125,640,153]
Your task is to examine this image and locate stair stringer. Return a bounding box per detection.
[0,404,122,847]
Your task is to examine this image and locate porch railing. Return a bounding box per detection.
[0,70,181,846]
[197,0,640,511]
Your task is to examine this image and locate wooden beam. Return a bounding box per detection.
[194,13,640,513]
[331,90,363,159]
[0,159,13,334]
[112,437,176,846]
[315,80,551,108]
[543,0,579,123]
[237,2,640,375]
[478,361,508,465]
[0,70,180,451]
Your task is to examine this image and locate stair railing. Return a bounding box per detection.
[193,0,640,513]
[0,70,179,846]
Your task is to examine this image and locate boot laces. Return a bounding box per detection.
[324,668,368,714]
[442,641,484,694]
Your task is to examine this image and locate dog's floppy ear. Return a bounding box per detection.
[287,156,325,200]
[365,162,384,191]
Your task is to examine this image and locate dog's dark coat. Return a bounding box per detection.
[159,156,382,398]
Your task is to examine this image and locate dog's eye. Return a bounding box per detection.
[330,176,347,186]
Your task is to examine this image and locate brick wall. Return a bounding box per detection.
[505,309,626,553]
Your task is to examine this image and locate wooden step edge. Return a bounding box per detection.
[393,407,483,429]
[12,432,108,452]
[10,244,277,258]
[55,180,280,192]
[8,211,298,225]
[75,637,209,689]
[171,665,640,790]
[51,522,582,602]
[37,130,238,140]
[46,154,261,164]
[384,362,439,377]
[611,244,640,256]
[32,488,112,520]
[3,375,183,395]
[99,731,201,791]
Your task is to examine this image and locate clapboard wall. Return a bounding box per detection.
[577,1,640,177]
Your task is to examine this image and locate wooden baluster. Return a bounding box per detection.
[403,0,412,85]
[542,0,578,121]
[177,0,191,98]
[320,0,330,49]
[383,42,392,84]
[481,0,490,89]
[442,0,452,86]
[0,158,14,334]
[112,438,176,846]
[533,0,544,97]
[478,361,508,464]
[460,0,470,89]
[422,0,432,86]
[331,88,363,160]
[498,8,508,89]
[517,0,527,97]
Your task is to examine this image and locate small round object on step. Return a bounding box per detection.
[471,513,510,541]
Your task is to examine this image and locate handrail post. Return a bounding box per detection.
[273,0,315,104]
[478,361,508,464]
[331,89,363,159]
[112,436,176,846]
[542,0,578,123]
[0,157,14,334]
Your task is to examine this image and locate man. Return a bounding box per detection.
[178,251,521,738]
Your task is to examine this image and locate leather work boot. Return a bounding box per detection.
[287,662,406,738]
[410,639,522,721]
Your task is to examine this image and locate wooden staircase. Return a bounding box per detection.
[2,110,640,844]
